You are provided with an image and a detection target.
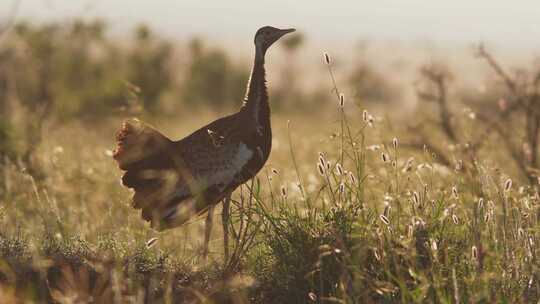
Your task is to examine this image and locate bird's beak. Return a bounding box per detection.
[277,28,296,38]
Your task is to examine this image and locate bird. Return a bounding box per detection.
[113,26,296,260]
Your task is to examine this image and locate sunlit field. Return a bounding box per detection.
[1,18,540,303]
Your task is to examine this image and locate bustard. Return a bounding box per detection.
[113,26,295,259]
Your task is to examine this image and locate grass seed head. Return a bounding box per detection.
[339,93,344,107]
[348,171,356,184]
[431,239,438,251]
[324,52,330,65]
[504,178,512,192]
[317,163,326,176]
[383,203,391,217]
[412,191,420,205]
[379,214,390,225]
[478,197,484,209]
[335,163,343,175]
[484,212,491,223]
[452,186,459,199]
[146,237,158,249]
[452,214,459,225]
[339,182,345,194]
[373,248,381,261]
[518,228,524,239]
[362,110,368,122]
[471,246,478,261]
[318,154,327,168]
[368,115,374,127]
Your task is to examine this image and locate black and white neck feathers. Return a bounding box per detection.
[241,47,269,128]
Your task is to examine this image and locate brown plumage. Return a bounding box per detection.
[113,26,295,234]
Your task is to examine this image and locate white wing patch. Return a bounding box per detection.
[205,142,253,191]
[166,142,254,203]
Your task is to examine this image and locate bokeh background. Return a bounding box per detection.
[2,0,540,179]
[1,1,540,303]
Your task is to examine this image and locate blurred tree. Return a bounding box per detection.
[274,33,305,109]
[0,20,180,121]
[411,48,540,185]
[10,23,57,173]
[0,31,20,162]
[182,38,248,108]
[127,24,173,112]
[348,63,400,104]
[0,20,257,170]
[0,20,126,172]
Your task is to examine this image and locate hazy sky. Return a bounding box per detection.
[4,0,540,49]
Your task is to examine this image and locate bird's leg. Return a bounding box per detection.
[222,194,231,264]
[203,205,215,260]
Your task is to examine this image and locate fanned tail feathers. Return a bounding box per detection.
[113,119,194,230]
[113,119,168,170]
[112,117,247,231]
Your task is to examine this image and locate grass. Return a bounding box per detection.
[1,58,540,304]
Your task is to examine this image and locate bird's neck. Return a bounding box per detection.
[241,47,270,128]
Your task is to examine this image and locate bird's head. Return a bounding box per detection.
[254,26,296,55]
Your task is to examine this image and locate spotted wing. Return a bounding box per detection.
[114,115,258,231]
